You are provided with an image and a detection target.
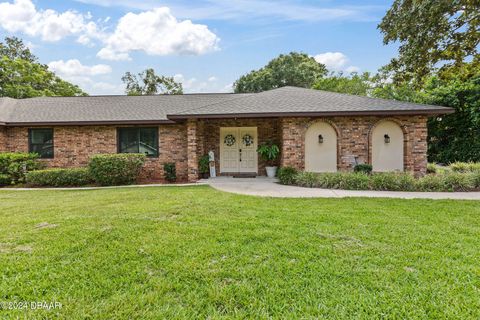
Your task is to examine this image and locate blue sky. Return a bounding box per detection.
[0,0,398,95]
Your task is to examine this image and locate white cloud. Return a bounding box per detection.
[47,59,111,77]
[96,48,131,61]
[47,59,118,95]
[97,7,219,61]
[314,52,360,73]
[174,74,231,93]
[0,0,102,42]
[314,52,348,70]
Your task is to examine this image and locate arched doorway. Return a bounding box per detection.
[305,121,337,172]
[371,120,404,172]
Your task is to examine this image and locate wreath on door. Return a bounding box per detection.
[224,134,236,146]
[242,134,254,146]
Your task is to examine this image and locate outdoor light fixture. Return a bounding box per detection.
[384,134,390,143]
[318,134,324,144]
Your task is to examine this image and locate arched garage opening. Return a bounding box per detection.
[371,120,404,172]
[305,121,337,172]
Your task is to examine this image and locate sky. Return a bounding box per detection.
[0,0,399,95]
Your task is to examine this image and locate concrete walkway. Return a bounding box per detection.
[203,177,480,200]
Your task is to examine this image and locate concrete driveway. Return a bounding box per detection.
[203,177,480,200]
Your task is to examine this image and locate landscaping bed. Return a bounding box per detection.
[278,162,480,192]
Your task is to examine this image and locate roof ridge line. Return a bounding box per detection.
[167,92,256,117]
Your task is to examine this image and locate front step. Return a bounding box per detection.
[232,173,257,178]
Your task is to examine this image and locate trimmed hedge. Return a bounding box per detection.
[0,152,41,184]
[286,171,480,192]
[26,168,92,187]
[0,174,10,186]
[88,154,146,186]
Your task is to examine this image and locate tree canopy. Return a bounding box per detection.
[233,52,327,93]
[0,37,87,98]
[378,0,480,85]
[312,72,373,96]
[121,69,183,95]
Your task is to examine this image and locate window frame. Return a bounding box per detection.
[28,128,54,159]
[117,127,159,158]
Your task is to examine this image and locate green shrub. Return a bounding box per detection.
[339,172,371,190]
[353,164,372,174]
[416,174,445,192]
[472,171,480,189]
[0,173,11,186]
[449,162,480,172]
[290,170,478,192]
[26,168,92,187]
[163,163,176,182]
[426,163,437,174]
[316,172,343,189]
[88,154,146,186]
[0,152,41,183]
[442,172,475,192]
[369,173,400,191]
[294,172,318,188]
[277,167,298,185]
[198,155,210,174]
[396,173,417,191]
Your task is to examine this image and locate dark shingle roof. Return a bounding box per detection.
[0,93,251,125]
[169,86,453,118]
[0,87,452,125]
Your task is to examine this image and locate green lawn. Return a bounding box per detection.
[0,186,479,319]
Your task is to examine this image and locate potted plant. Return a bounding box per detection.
[198,155,210,179]
[257,141,280,178]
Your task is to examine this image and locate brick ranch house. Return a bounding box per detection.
[0,86,453,182]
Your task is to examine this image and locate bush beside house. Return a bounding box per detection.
[0,152,41,185]
[88,154,146,186]
[26,168,93,187]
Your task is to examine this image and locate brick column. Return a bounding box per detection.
[411,116,428,177]
[280,117,305,170]
[187,119,199,182]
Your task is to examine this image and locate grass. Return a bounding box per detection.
[0,186,479,319]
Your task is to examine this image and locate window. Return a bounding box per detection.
[118,127,159,157]
[28,128,54,159]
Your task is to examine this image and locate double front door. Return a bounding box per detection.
[220,127,258,174]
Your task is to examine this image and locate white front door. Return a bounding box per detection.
[220,127,258,174]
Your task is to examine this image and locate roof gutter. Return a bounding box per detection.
[2,119,177,126]
[167,108,455,120]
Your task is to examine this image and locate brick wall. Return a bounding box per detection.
[280,115,428,176]
[4,125,189,182]
[0,114,429,182]
[0,127,6,152]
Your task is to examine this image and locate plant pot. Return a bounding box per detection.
[265,166,277,178]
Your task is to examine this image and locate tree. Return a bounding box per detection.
[422,66,480,163]
[121,68,183,95]
[0,36,36,62]
[378,0,480,85]
[0,37,86,98]
[312,72,373,96]
[233,52,327,93]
